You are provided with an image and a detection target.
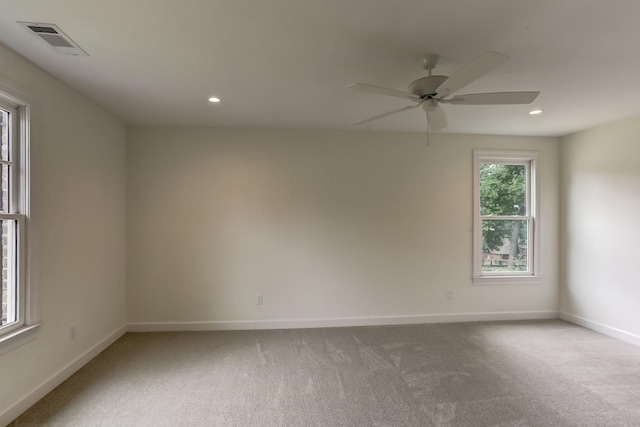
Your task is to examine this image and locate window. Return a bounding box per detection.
[0,81,39,355]
[473,150,539,284]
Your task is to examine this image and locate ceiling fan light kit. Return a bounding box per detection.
[348,51,540,132]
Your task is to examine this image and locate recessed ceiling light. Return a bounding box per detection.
[208,97,221,103]
[529,109,543,115]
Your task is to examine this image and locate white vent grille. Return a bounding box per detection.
[18,22,88,56]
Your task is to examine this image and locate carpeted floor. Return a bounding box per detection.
[9,319,640,426]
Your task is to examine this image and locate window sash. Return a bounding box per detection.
[1,102,18,217]
[479,160,531,217]
[480,217,533,275]
[0,215,24,335]
[480,215,532,220]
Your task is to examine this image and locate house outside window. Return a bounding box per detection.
[473,150,540,285]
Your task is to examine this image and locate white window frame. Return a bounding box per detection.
[0,78,40,356]
[473,150,540,285]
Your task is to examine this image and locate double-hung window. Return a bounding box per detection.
[0,82,39,355]
[473,150,539,284]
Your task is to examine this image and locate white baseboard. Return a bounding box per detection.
[0,324,128,427]
[559,312,640,347]
[128,311,558,332]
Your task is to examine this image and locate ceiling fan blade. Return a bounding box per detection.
[436,51,509,98]
[426,104,448,131]
[446,91,540,105]
[347,83,421,101]
[351,104,419,125]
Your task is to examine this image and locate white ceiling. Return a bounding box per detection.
[0,0,639,137]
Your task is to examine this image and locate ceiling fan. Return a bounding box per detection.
[347,51,539,132]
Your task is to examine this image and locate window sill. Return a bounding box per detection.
[473,275,542,286]
[0,323,42,356]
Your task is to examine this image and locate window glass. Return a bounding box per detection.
[0,107,15,327]
[1,109,9,161]
[1,218,17,326]
[479,163,526,216]
[481,219,529,273]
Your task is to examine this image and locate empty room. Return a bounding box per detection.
[1,1,640,426]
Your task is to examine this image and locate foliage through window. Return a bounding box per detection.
[473,151,539,283]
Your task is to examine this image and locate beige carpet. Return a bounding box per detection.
[9,320,640,426]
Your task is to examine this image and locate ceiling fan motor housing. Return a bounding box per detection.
[408,75,448,97]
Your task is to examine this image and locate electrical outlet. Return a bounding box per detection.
[70,325,76,340]
[446,291,454,300]
[256,294,263,305]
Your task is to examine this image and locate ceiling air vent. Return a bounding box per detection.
[18,22,88,56]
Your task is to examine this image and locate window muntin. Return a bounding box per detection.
[473,151,539,284]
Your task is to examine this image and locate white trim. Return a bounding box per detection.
[0,324,127,426]
[473,275,543,286]
[559,312,640,348]
[128,311,559,332]
[0,323,41,356]
[20,99,40,329]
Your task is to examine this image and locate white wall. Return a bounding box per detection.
[560,115,640,342]
[127,127,559,326]
[0,43,127,422]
